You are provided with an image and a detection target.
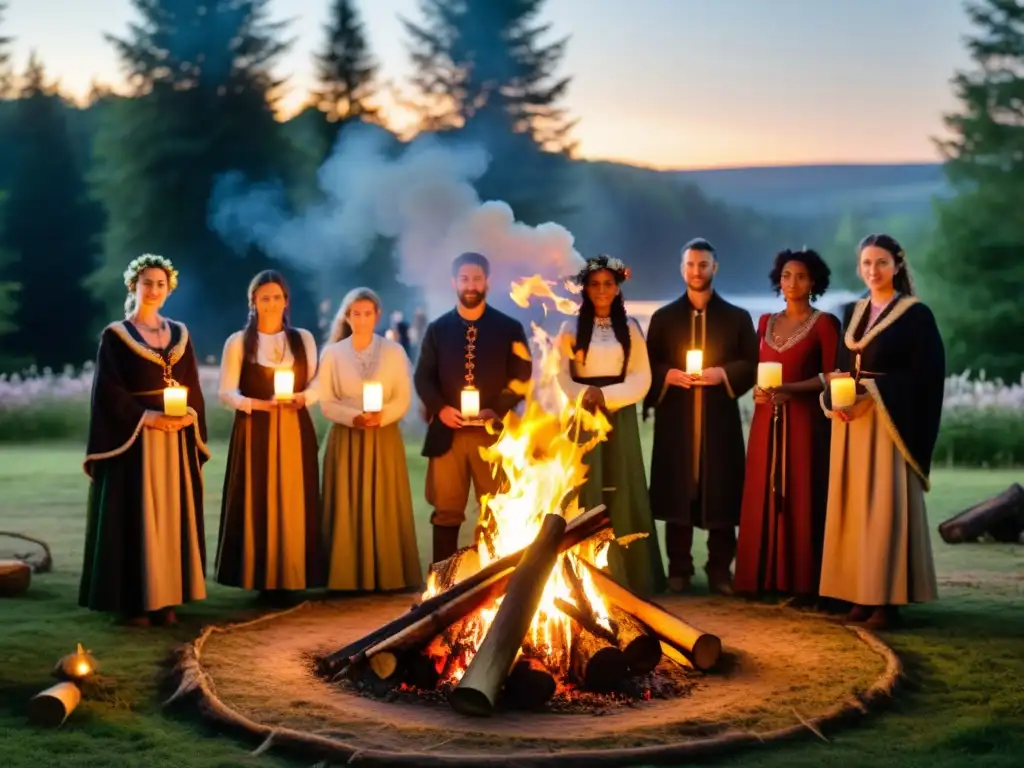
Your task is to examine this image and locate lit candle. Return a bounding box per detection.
[460,386,480,418]
[757,362,783,390]
[163,385,188,417]
[362,380,383,413]
[58,643,95,681]
[830,376,857,409]
[273,369,295,401]
[685,349,703,375]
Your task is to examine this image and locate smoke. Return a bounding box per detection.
[209,123,586,317]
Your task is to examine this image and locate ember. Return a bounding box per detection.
[318,275,722,715]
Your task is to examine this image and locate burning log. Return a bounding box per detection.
[355,569,511,677]
[938,483,1024,544]
[570,625,628,692]
[579,559,722,671]
[320,504,609,676]
[404,652,442,690]
[449,513,567,717]
[660,640,693,669]
[609,606,662,675]
[503,656,556,710]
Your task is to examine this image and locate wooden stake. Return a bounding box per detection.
[449,513,567,717]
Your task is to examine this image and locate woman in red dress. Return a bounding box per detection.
[734,248,840,603]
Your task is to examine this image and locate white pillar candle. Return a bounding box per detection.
[460,386,480,418]
[362,381,383,413]
[757,361,783,390]
[685,349,703,375]
[273,369,295,400]
[163,386,188,417]
[831,376,857,408]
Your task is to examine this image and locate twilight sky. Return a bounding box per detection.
[5,0,974,169]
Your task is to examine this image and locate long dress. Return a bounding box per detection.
[320,335,422,591]
[557,317,667,597]
[80,320,210,615]
[818,296,944,606]
[214,327,323,591]
[734,311,840,597]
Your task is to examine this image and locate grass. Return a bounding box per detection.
[1,434,1023,768]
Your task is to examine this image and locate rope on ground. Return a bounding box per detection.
[168,604,904,766]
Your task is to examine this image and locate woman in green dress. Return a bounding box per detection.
[318,288,422,591]
[80,254,210,626]
[556,255,667,596]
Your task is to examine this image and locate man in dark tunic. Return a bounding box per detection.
[414,252,533,564]
[643,238,759,594]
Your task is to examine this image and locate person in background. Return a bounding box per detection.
[413,252,532,564]
[734,248,840,604]
[214,270,322,602]
[556,255,666,596]
[819,234,944,630]
[319,287,421,591]
[80,254,209,627]
[643,238,759,595]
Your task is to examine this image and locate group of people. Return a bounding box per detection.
[79,233,945,634]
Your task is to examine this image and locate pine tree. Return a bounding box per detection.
[927,0,1024,380]
[91,0,316,352]
[0,2,12,97]
[311,0,380,151]
[0,54,99,367]
[403,0,576,224]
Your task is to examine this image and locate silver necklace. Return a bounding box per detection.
[353,336,381,379]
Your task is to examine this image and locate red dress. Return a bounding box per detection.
[734,311,840,597]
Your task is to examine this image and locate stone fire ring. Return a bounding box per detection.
[169,594,901,765]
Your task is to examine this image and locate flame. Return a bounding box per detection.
[422,274,621,683]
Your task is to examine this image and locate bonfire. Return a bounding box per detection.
[319,275,721,716]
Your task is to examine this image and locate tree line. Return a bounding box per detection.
[0,0,1020,381]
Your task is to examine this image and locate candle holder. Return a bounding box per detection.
[460,386,481,424]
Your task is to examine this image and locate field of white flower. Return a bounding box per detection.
[1,364,1022,465]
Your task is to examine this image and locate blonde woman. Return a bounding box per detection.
[319,288,422,591]
[80,254,210,627]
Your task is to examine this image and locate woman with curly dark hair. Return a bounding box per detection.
[734,247,840,604]
[556,255,666,596]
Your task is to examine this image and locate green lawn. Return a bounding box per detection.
[1,440,1022,767]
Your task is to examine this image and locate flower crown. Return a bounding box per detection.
[571,254,631,286]
[123,253,179,292]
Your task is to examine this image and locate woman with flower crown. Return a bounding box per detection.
[556,255,667,596]
[80,254,210,627]
[214,270,323,601]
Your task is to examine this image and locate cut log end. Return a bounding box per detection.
[368,652,399,680]
[0,559,31,598]
[571,625,628,692]
[609,605,662,674]
[690,634,723,671]
[28,682,81,727]
[504,657,556,710]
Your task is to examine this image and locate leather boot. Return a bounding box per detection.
[432,524,461,564]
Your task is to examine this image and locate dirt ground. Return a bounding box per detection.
[189,593,894,761]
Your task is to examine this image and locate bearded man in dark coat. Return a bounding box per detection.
[643,238,759,594]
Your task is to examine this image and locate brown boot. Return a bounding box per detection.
[864,606,899,630]
[706,568,735,596]
[431,524,461,564]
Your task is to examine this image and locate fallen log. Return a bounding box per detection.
[609,605,662,675]
[320,504,609,676]
[570,624,628,692]
[660,640,693,669]
[503,656,556,710]
[427,546,481,593]
[449,513,567,717]
[938,483,1024,544]
[579,559,721,671]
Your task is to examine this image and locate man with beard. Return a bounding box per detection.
[414,252,533,563]
[643,238,759,594]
